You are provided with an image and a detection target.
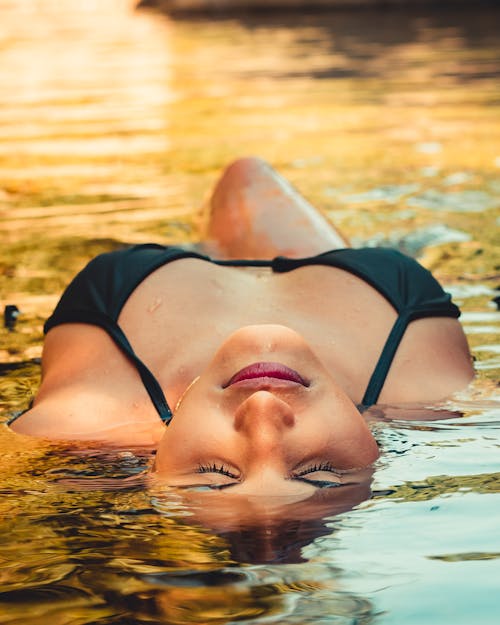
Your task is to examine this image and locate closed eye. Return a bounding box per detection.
[293,461,342,478]
[291,462,343,488]
[177,482,238,491]
[176,462,240,491]
[196,463,239,480]
[291,476,342,489]
[191,462,345,490]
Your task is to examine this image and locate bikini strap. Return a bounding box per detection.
[105,323,173,424]
[361,305,461,406]
[46,309,173,424]
[361,313,410,406]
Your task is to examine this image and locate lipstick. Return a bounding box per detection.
[225,362,308,387]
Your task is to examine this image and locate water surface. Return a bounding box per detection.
[0,1,499,623]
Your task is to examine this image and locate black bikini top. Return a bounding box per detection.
[43,245,460,422]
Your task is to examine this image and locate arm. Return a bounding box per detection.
[11,324,166,446]
[379,317,474,406]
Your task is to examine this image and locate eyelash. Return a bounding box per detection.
[294,462,339,477]
[197,463,239,479]
[196,462,340,480]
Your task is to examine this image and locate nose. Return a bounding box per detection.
[233,390,295,453]
[232,392,314,498]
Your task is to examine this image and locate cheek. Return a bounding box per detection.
[153,414,203,473]
[305,406,379,468]
[154,406,232,474]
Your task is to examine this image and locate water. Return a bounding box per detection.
[1,1,499,623]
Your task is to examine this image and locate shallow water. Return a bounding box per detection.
[1,1,499,623]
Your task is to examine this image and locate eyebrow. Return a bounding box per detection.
[178,477,341,492]
[177,482,238,491]
[290,476,342,489]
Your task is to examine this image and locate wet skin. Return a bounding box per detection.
[153,324,380,501]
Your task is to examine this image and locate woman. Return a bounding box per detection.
[11,157,474,499]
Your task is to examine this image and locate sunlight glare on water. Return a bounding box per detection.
[0,1,499,623]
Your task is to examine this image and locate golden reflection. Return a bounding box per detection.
[377,471,500,503]
[0,430,362,623]
[0,0,177,247]
[0,3,499,623]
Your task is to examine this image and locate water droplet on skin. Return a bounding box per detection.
[148,297,162,313]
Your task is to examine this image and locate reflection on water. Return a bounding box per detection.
[0,1,499,624]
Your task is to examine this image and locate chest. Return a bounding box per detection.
[118,259,397,400]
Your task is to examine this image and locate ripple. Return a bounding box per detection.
[407,189,499,213]
[340,183,420,204]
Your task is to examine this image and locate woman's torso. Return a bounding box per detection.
[118,259,398,406]
[24,250,473,443]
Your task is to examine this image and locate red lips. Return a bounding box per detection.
[225,362,308,387]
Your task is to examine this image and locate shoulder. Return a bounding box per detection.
[10,399,165,446]
[380,316,474,404]
[10,324,165,445]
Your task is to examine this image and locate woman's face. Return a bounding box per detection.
[154,325,379,501]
